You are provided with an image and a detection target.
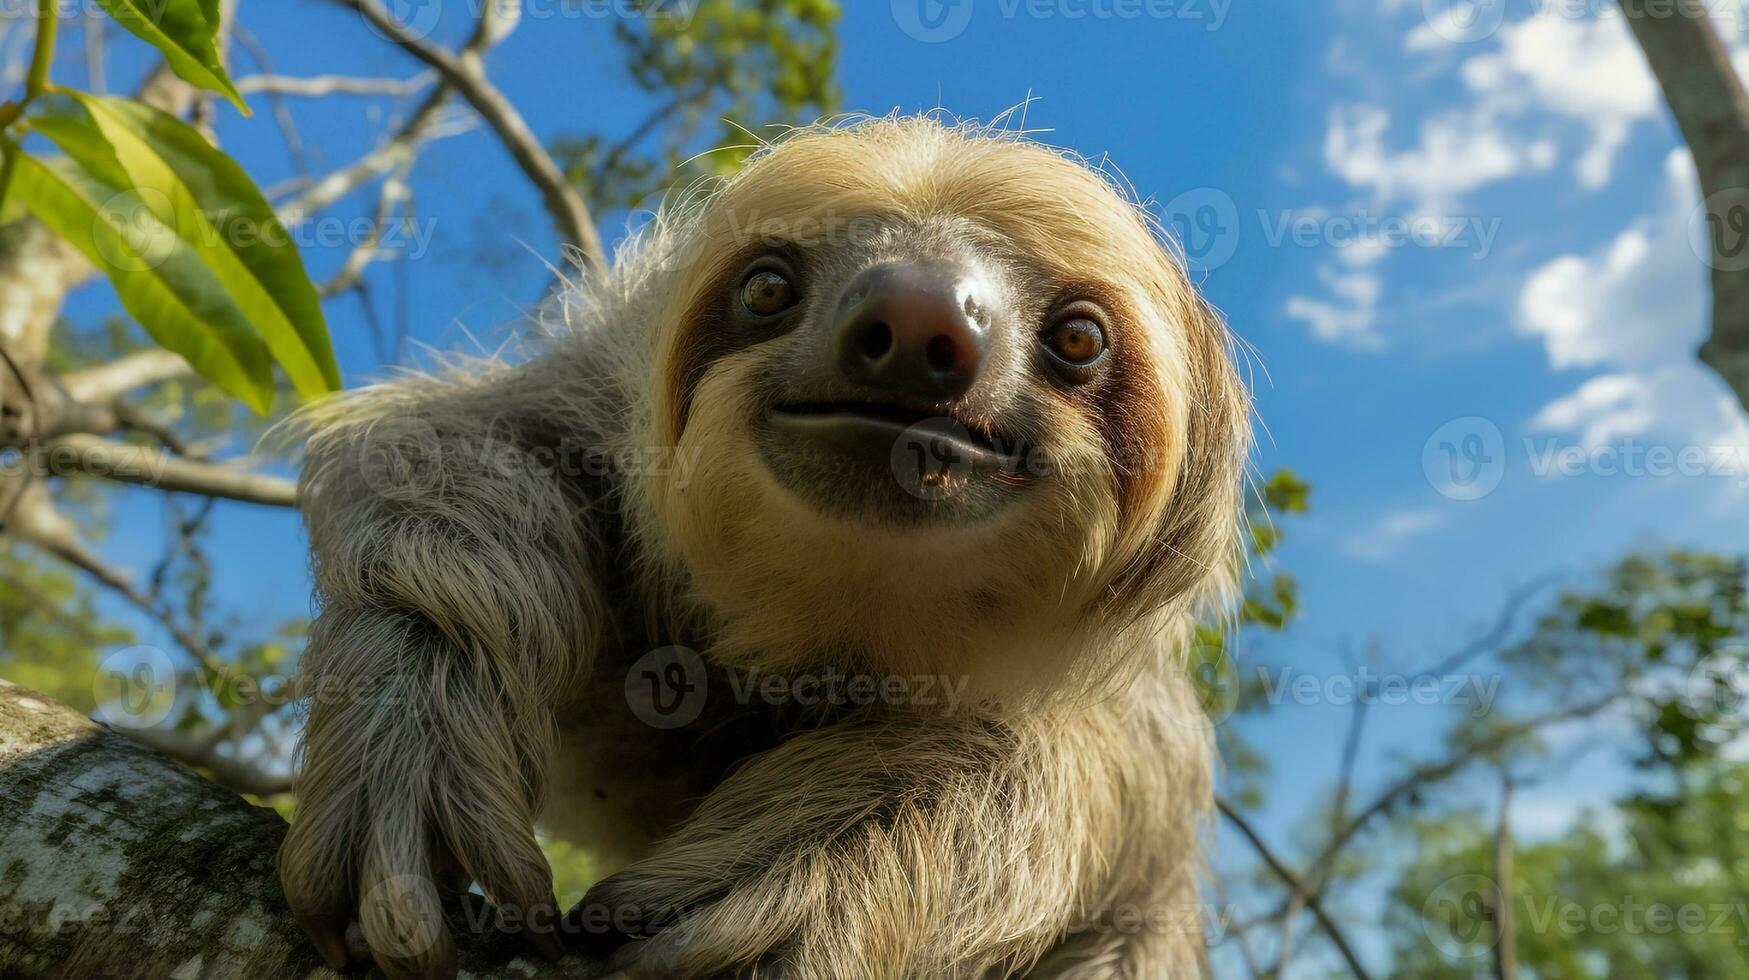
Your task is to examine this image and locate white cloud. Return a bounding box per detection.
[1323,103,1556,215]
[1458,10,1659,189]
[1519,151,1749,462]
[1286,264,1386,349]
[1517,153,1707,371]
[1342,507,1448,560]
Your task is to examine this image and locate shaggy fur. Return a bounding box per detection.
[278,115,1251,980]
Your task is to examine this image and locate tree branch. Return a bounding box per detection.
[58,349,193,404]
[115,723,293,797]
[1216,798,1373,980]
[273,82,467,225]
[236,71,434,98]
[41,433,298,508]
[1619,0,1749,413]
[0,682,614,978]
[324,0,608,271]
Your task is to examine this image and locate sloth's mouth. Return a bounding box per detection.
[768,400,1021,468]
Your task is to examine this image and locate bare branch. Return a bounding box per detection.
[275,83,467,224]
[320,159,412,297]
[1417,574,1557,679]
[42,433,298,508]
[58,348,193,403]
[116,724,294,797]
[1619,0,1749,413]
[325,0,608,270]
[13,495,225,676]
[236,70,434,98]
[1216,798,1374,980]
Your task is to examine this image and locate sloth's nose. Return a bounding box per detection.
[832,262,991,401]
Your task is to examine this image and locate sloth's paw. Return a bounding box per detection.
[566,862,801,979]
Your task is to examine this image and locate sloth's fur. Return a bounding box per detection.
[279,116,1251,980]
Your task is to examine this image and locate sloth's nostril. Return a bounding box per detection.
[861,322,893,362]
[926,335,958,372]
[833,262,989,400]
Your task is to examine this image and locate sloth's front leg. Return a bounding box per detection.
[567,713,1110,980]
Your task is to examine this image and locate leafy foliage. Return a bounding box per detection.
[1387,764,1749,979]
[0,0,336,411]
[1505,551,1749,787]
[552,0,841,215]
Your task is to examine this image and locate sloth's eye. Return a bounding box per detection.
[741,270,797,317]
[1045,318,1106,365]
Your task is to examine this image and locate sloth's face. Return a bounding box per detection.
[705,218,1113,525]
[643,120,1246,680]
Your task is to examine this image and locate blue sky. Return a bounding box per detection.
[24,0,1749,972]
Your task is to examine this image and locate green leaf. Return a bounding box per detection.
[24,93,340,408]
[92,0,248,113]
[1,137,274,411]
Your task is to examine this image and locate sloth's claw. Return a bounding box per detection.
[294,910,353,971]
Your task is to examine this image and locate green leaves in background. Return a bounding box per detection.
[3,93,337,412]
[91,0,248,113]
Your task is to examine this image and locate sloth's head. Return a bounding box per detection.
[634,117,1249,692]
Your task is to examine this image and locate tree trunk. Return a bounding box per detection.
[1619,0,1749,414]
[0,680,612,979]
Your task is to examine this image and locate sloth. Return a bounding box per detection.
[279,115,1251,980]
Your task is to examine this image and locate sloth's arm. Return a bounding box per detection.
[577,702,1207,979]
[279,361,604,979]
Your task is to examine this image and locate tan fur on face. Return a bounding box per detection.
[636,117,1247,695]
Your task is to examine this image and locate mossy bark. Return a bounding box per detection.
[0,679,610,979]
